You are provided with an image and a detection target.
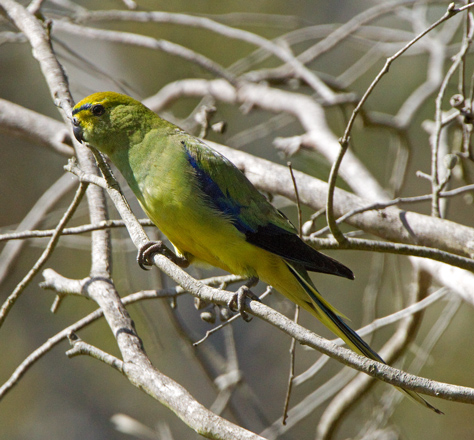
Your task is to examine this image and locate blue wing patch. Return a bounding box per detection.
[183,141,254,234]
[182,142,354,279]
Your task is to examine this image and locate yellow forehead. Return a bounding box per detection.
[72,91,141,118]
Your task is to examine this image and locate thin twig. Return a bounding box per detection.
[287,161,303,238]
[53,20,239,87]
[66,333,125,372]
[341,3,466,146]
[430,8,474,217]
[240,0,420,85]
[325,139,350,244]
[306,236,474,273]
[283,163,304,422]
[315,267,430,440]
[0,272,242,401]
[0,182,87,328]
[325,3,470,244]
[73,9,336,101]
[266,367,360,438]
[294,287,447,386]
[193,286,272,346]
[282,305,299,425]
[311,183,474,237]
[0,173,75,288]
[0,218,155,243]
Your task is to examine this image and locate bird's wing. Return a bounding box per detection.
[182,138,353,280]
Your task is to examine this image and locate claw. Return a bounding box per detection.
[137,241,190,270]
[228,277,260,322]
[137,241,165,270]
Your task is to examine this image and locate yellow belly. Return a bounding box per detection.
[138,169,316,314]
[149,203,259,276]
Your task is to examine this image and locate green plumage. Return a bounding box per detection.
[72,91,440,413]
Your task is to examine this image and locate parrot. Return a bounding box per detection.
[72,91,440,413]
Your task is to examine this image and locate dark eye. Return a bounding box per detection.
[91,104,105,116]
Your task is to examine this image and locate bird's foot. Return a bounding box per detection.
[137,241,189,270]
[228,277,260,322]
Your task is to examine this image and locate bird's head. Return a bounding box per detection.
[72,91,156,156]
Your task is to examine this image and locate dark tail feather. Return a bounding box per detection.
[286,262,443,414]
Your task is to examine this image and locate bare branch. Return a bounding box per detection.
[53,20,238,86]
[430,11,474,216]
[0,271,241,401]
[0,182,87,328]
[145,78,388,201]
[71,126,474,404]
[0,98,74,156]
[0,3,269,437]
[315,268,432,440]
[3,2,474,436]
[0,218,155,243]
[242,0,421,85]
[339,2,466,147]
[66,333,124,373]
[0,173,75,288]
[209,142,474,260]
[73,9,336,100]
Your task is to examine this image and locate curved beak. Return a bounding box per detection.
[72,117,84,143]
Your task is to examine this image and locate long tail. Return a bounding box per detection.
[285,262,442,414]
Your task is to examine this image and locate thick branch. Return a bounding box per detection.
[73,9,336,100]
[0,3,267,438]
[210,143,474,260]
[0,98,74,156]
[67,142,474,405]
[145,78,387,201]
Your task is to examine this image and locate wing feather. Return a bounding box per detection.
[182,138,353,280]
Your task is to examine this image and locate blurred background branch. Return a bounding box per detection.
[1,1,474,439]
